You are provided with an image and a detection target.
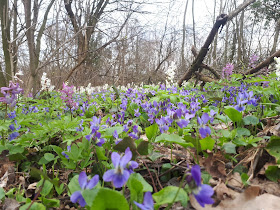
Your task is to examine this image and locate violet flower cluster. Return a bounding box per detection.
[222,63,234,80]
[85,116,105,146]
[0,81,23,108]
[60,83,77,109]
[249,54,259,68]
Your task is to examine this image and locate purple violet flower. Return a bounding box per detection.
[197,113,211,138]
[76,119,84,132]
[62,145,71,159]
[134,191,154,210]
[70,171,99,207]
[187,165,214,207]
[128,125,140,139]
[103,147,138,188]
[113,130,123,144]
[0,81,23,108]
[134,108,141,117]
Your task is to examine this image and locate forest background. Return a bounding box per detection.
[0,0,279,95]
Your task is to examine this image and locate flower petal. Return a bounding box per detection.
[111,152,120,168]
[78,196,87,207]
[86,174,99,189]
[191,165,201,187]
[143,191,154,209]
[134,202,149,210]
[103,169,115,182]
[201,113,210,124]
[120,149,132,168]
[79,171,88,190]
[112,170,130,188]
[194,184,214,207]
[70,191,82,204]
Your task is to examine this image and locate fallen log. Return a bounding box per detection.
[178,14,228,87]
[245,50,280,75]
[178,0,256,86]
[191,46,221,79]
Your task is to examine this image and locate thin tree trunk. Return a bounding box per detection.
[271,18,280,55]
[181,0,189,74]
[0,0,12,86]
[192,0,196,47]
[12,0,18,76]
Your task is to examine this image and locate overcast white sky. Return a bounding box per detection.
[135,0,218,32]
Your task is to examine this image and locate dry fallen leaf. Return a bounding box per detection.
[191,186,280,210]
[3,198,20,210]
[227,172,243,188]
[203,153,227,180]
[214,181,238,200]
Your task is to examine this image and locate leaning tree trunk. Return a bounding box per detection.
[177,0,256,86]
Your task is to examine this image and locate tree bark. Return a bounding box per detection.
[23,0,55,96]
[271,18,280,55]
[177,0,256,86]
[180,0,189,74]
[0,0,12,86]
[178,14,228,86]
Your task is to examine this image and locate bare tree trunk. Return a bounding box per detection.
[271,18,280,55]
[181,0,189,74]
[237,6,245,62]
[224,23,229,64]
[192,0,196,47]
[12,0,18,76]
[0,0,12,86]
[23,0,55,96]
[230,25,237,62]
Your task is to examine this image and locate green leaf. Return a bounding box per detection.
[104,126,123,137]
[148,151,164,161]
[95,146,108,161]
[114,137,137,159]
[200,137,215,151]
[137,141,149,155]
[82,188,129,209]
[41,197,60,208]
[265,165,280,182]
[222,142,236,154]
[68,144,80,160]
[155,133,194,148]
[51,145,63,158]
[68,175,81,194]
[40,180,53,196]
[55,183,64,195]
[20,202,46,210]
[145,124,158,141]
[0,187,5,200]
[266,136,280,163]
[153,186,188,208]
[236,128,251,137]
[243,115,259,125]
[0,145,6,154]
[127,173,153,193]
[38,157,49,165]
[241,173,249,186]
[6,145,24,155]
[44,153,55,161]
[224,107,242,122]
